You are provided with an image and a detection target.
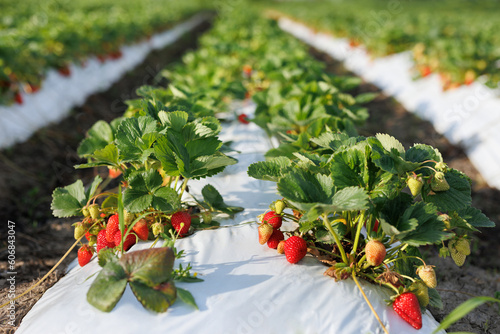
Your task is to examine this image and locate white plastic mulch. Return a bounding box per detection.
[278,17,500,190]
[0,13,208,150]
[15,102,445,334]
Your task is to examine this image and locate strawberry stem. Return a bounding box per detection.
[179,177,190,200]
[323,214,348,264]
[352,272,389,334]
[351,211,366,257]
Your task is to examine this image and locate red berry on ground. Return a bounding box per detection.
[106,214,120,243]
[284,236,308,264]
[393,292,422,330]
[171,211,191,237]
[263,211,282,229]
[78,245,94,267]
[267,229,284,249]
[14,92,23,104]
[238,113,250,124]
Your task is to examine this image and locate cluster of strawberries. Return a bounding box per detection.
[257,200,308,264]
[76,205,192,267]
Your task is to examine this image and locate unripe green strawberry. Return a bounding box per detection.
[274,200,286,215]
[258,223,274,245]
[438,213,451,229]
[407,174,423,196]
[449,243,466,266]
[416,265,437,289]
[82,207,90,217]
[439,246,450,258]
[202,211,212,224]
[410,281,429,308]
[73,222,86,240]
[88,204,100,220]
[124,210,135,225]
[365,240,386,267]
[87,235,97,246]
[152,222,164,237]
[431,172,450,192]
[455,237,471,256]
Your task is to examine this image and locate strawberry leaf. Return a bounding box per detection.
[201,184,244,215]
[176,287,199,310]
[121,248,174,286]
[396,202,451,246]
[77,120,114,157]
[456,206,495,228]
[116,116,158,163]
[87,260,127,312]
[421,169,472,211]
[75,144,120,168]
[405,144,443,164]
[247,157,292,182]
[51,176,102,217]
[129,280,177,313]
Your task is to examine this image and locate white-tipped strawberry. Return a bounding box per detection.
[258,223,273,245]
[416,264,437,289]
[365,240,386,267]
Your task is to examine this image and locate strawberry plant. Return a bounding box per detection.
[248,130,495,330]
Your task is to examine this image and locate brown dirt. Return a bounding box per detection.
[311,47,500,333]
[0,18,211,333]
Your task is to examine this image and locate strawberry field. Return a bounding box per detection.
[1,1,500,333]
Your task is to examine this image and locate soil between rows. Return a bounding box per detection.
[0,16,499,334]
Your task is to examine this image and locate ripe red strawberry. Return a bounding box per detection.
[284,236,307,264]
[242,64,252,77]
[96,229,115,253]
[114,230,137,251]
[171,211,191,237]
[365,240,386,267]
[267,229,284,249]
[416,264,437,289]
[258,222,274,245]
[14,92,23,104]
[393,292,422,330]
[78,245,93,267]
[57,65,71,77]
[277,240,286,254]
[106,214,120,243]
[263,211,282,229]
[238,113,250,124]
[108,167,122,179]
[132,218,149,241]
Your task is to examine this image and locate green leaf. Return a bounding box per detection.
[406,144,443,164]
[375,133,405,155]
[422,169,472,211]
[121,248,175,286]
[87,260,127,312]
[329,149,366,188]
[97,248,118,267]
[151,187,181,212]
[116,116,158,163]
[129,280,177,313]
[456,206,495,228]
[158,110,188,129]
[433,296,500,333]
[277,169,333,204]
[77,121,114,157]
[51,179,87,217]
[123,189,153,213]
[397,202,451,246]
[428,288,443,310]
[247,157,292,182]
[201,184,244,214]
[354,92,377,104]
[177,287,199,310]
[123,170,170,213]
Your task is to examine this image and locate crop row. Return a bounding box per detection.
[0,0,209,105]
[45,4,494,331]
[265,0,500,90]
